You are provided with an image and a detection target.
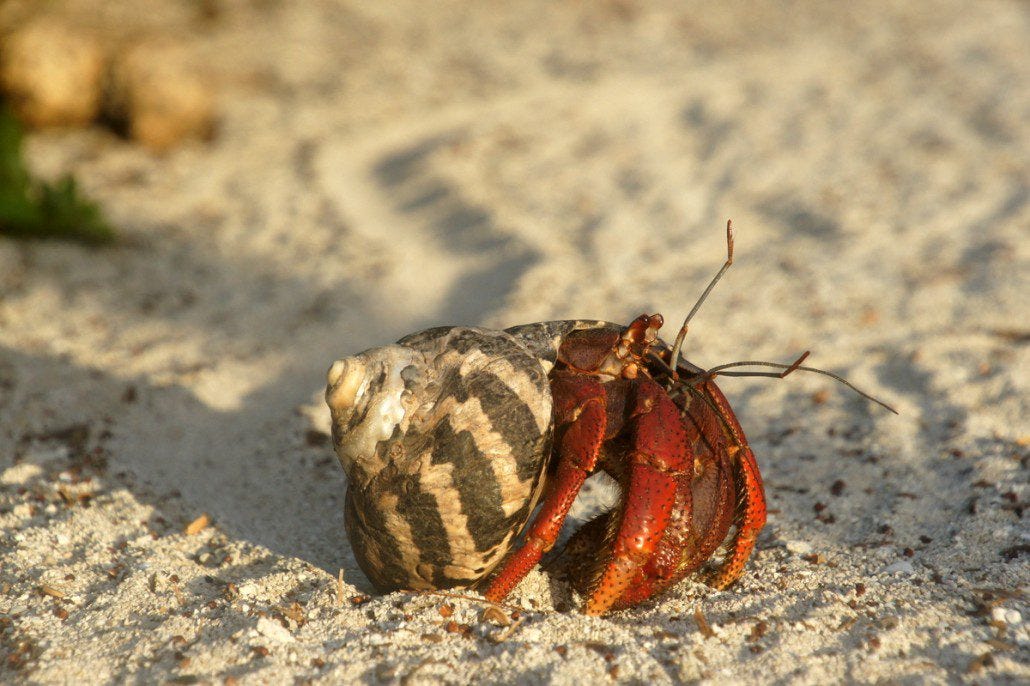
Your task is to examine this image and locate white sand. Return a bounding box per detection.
[1,1,1027,683]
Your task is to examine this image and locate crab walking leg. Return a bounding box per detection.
[611,385,745,609]
[606,478,694,610]
[707,441,766,589]
[583,379,690,616]
[483,374,608,603]
[701,382,767,589]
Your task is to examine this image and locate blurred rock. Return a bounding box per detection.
[0,17,106,127]
[105,41,215,152]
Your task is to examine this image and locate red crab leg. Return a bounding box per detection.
[614,380,765,605]
[701,381,767,589]
[583,378,690,616]
[606,477,696,610]
[483,373,608,603]
[707,442,765,588]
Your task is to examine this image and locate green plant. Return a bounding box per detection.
[0,106,115,245]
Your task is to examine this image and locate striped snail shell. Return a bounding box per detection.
[325,325,556,592]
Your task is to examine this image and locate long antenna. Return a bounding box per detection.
[660,220,896,414]
[669,219,734,378]
[701,358,899,414]
[659,348,897,413]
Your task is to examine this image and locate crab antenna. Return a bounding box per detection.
[778,350,810,377]
[702,358,898,414]
[669,219,734,377]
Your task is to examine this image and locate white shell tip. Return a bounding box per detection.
[326,357,365,411]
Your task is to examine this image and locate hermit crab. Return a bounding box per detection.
[326,222,894,615]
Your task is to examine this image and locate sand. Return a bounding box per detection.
[1,1,1027,683]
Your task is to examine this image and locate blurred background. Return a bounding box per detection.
[0,1,1026,680]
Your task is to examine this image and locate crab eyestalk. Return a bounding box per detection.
[595,313,663,379]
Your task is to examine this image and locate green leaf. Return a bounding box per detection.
[0,106,116,245]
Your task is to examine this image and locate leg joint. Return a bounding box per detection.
[630,450,687,476]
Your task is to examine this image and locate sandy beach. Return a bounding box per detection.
[1,1,1027,683]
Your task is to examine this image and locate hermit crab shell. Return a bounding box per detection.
[326,326,556,591]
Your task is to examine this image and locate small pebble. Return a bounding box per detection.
[786,540,813,555]
[256,616,294,643]
[991,607,1021,626]
[520,627,541,642]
